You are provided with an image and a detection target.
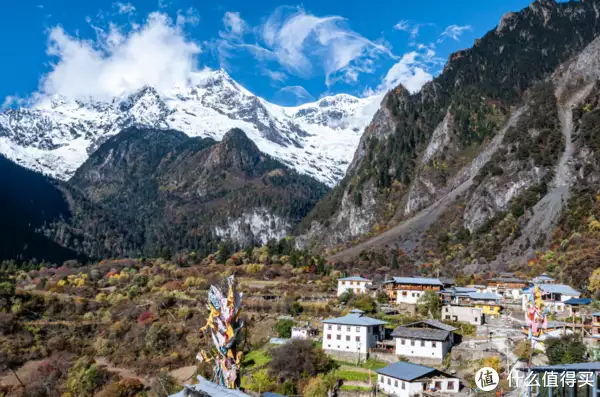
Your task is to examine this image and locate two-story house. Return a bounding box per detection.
[384,277,444,304]
[337,276,372,297]
[392,320,457,360]
[322,309,387,355]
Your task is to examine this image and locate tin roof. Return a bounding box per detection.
[467,292,502,301]
[339,276,371,282]
[376,362,441,381]
[524,284,581,296]
[403,319,458,332]
[169,376,251,397]
[391,326,450,341]
[322,313,387,327]
[388,277,443,286]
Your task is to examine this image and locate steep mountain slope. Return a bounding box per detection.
[0,154,143,263]
[0,69,380,186]
[70,127,329,252]
[298,0,600,270]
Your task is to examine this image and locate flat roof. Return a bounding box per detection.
[467,292,502,301]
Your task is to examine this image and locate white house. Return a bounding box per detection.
[377,362,460,397]
[392,320,457,360]
[291,326,317,340]
[521,284,581,312]
[322,310,387,355]
[337,276,372,297]
[442,305,484,325]
[384,277,443,304]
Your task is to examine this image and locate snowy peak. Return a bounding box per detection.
[0,69,380,186]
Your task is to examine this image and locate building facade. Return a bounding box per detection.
[337,276,372,297]
[392,320,456,360]
[377,362,460,397]
[384,277,443,304]
[442,305,484,325]
[322,311,387,355]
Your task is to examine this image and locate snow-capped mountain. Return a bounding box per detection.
[0,69,381,186]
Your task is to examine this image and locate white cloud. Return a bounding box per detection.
[439,24,472,42]
[365,48,443,95]
[114,2,135,15]
[38,12,201,102]
[222,12,246,37]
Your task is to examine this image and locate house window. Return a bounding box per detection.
[421,340,425,347]
[346,335,351,341]
[336,335,341,340]
[445,307,449,312]
[410,340,415,346]
[475,317,478,323]
[342,281,346,285]
[387,378,391,385]
[327,334,331,340]
[432,341,437,348]
[447,381,455,390]
[356,336,360,342]
[445,315,451,320]
[347,326,351,332]
[401,339,406,345]
[337,325,342,331]
[328,325,332,330]
[356,327,360,332]
[395,380,398,387]
[435,381,442,390]
[402,382,406,390]
[402,291,407,296]
[379,376,383,382]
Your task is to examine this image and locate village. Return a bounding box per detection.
[179,271,600,397]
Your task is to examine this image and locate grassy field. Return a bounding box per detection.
[243,349,271,368]
[341,385,372,391]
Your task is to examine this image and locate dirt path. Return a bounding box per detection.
[94,357,152,387]
[170,365,197,384]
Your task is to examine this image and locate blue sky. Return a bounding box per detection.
[1,0,535,107]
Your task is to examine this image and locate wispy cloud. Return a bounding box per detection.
[393,20,435,39]
[114,2,135,15]
[262,69,287,83]
[438,24,472,42]
[273,85,315,105]
[215,6,394,87]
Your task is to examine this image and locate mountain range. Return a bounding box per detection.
[3,0,600,288]
[0,69,380,187]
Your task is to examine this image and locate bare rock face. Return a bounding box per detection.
[496,12,519,34]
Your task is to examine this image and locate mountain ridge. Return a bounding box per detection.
[0,69,381,187]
